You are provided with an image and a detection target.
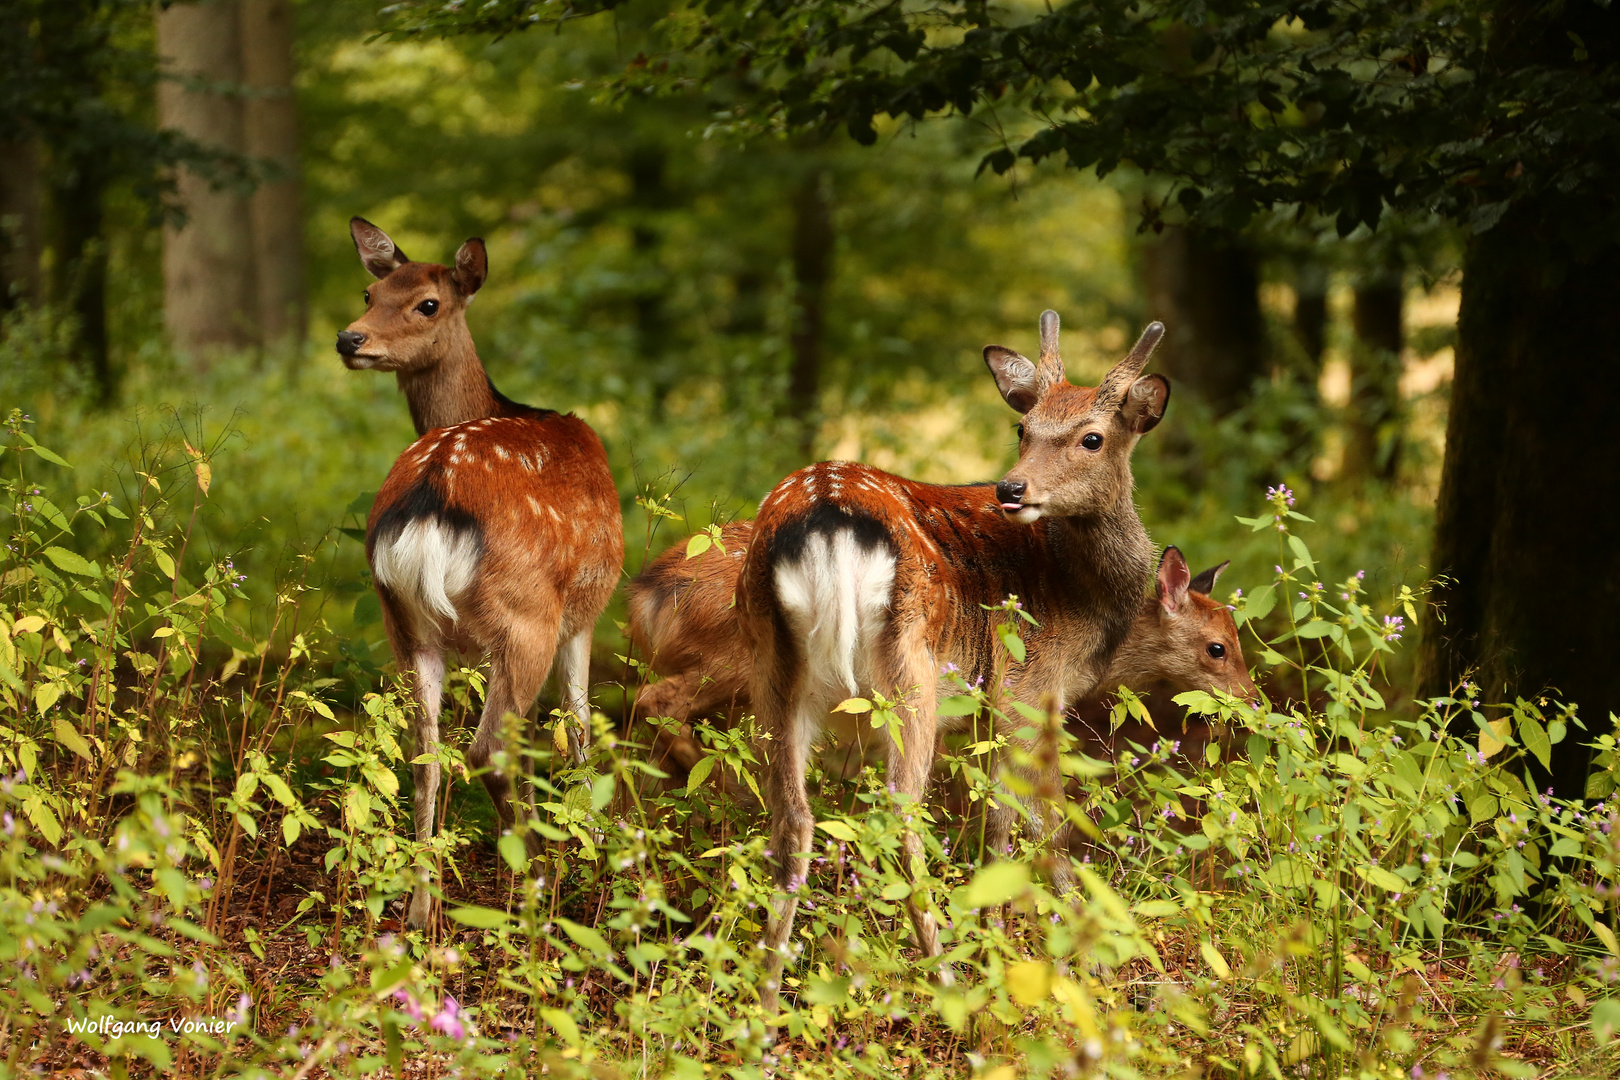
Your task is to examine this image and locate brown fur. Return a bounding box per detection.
[630,535,1253,773]
[343,218,624,929]
[736,312,1170,1012]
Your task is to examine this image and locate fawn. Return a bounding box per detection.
[733,310,1169,1012]
[339,218,623,928]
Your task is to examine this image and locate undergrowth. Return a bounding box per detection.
[1,414,1618,1079]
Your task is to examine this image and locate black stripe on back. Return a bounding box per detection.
[769,501,894,566]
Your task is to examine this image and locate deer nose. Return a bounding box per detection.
[995,479,1027,506]
[336,330,367,356]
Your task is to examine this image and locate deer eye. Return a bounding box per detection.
[1207,643,1226,659]
[363,290,371,305]
[1016,424,1025,440]
[1081,432,1103,451]
[417,299,439,316]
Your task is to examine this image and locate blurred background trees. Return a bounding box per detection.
[15,0,1605,779]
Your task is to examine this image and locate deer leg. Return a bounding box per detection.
[405,648,446,929]
[554,628,593,765]
[758,671,815,1019]
[984,728,1076,898]
[637,673,746,779]
[882,637,950,979]
[469,614,559,861]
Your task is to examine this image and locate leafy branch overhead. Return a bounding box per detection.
[384,0,1620,237]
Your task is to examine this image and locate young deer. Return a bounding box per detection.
[629,538,1252,777]
[736,311,1169,1011]
[339,218,624,928]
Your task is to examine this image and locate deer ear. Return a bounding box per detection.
[1156,546,1191,613]
[1189,560,1230,596]
[984,346,1043,414]
[1121,373,1170,434]
[451,238,487,298]
[350,217,409,279]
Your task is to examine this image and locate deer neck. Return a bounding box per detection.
[396,331,499,436]
[1097,597,1163,689]
[1044,494,1154,657]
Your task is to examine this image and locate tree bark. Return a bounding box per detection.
[0,139,43,311]
[44,171,111,401]
[240,0,305,357]
[1346,269,1403,482]
[787,168,833,462]
[35,0,114,401]
[627,144,672,409]
[1293,260,1328,370]
[157,0,258,367]
[1421,204,1620,798]
[1142,226,1265,413]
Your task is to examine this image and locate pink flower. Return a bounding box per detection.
[391,987,423,1023]
[430,996,465,1040]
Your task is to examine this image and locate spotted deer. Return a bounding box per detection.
[735,311,1170,1012]
[339,218,624,928]
[629,537,1252,778]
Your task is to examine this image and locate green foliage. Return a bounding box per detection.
[3,423,1618,1077]
[397,0,1620,240]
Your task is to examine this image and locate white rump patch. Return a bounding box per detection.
[773,529,895,713]
[371,520,480,624]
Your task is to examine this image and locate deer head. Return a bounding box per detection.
[336,217,487,373]
[1132,546,1256,701]
[985,311,1170,523]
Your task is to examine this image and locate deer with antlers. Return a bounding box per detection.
[338,218,623,928]
[731,311,1170,1012]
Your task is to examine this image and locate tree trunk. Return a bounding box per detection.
[1293,260,1328,369]
[240,0,305,358]
[1421,204,1620,798]
[787,168,833,462]
[627,144,672,409]
[0,139,43,311]
[157,0,257,367]
[1345,269,1403,482]
[44,171,111,401]
[1142,226,1265,414]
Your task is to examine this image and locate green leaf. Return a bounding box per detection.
[590,771,615,811]
[1287,534,1316,574]
[962,861,1029,907]
[540,1007,581,1046]
[937,695,980,718]
[1519,716,1552,769]
[1356,865,1409,893]
[1593,998,1620,1043]
[447,905,511,930]
[816,819,859,842]
[1243,583,1276,621]
[52,715,92,760]
[27,443,72,468]
[498,832,529,873]
[43,546,99,579]
[1296,620,1337,639]
[997,621,1026,663]
[685,754,717,791]
[1132,899,1181,917]
[281,813,301,846]
[684,533,711,559]
[1200,941,1232,980]
[556,917,610,958]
